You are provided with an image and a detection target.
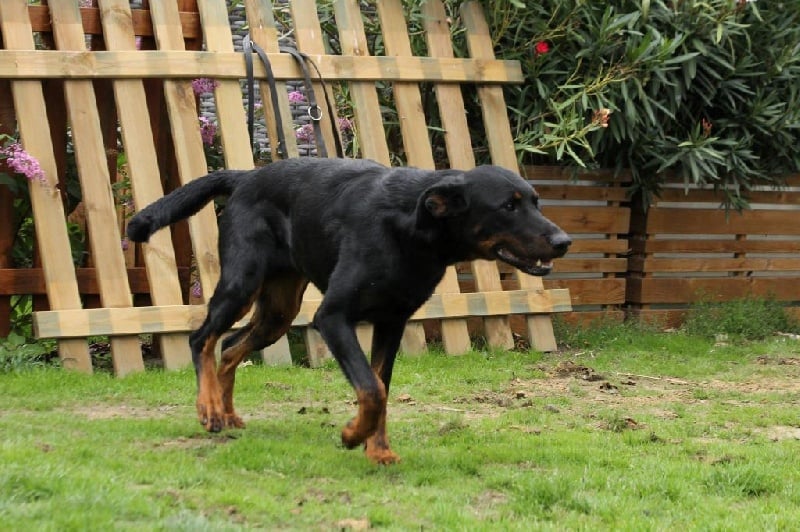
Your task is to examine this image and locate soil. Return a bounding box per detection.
[69,354,800,442]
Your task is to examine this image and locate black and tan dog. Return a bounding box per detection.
[127,157,570,464]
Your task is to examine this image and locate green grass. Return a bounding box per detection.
[2,323,800,530]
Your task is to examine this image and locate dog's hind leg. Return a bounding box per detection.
[217,271,308,429]
[363,319,406,464]
[191,266,265,433]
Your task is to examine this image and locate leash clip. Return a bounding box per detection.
[308,105,323,121]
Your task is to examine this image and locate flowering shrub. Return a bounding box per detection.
[191,78,219,96]
[471,0,800,205]
[0,135,45,185]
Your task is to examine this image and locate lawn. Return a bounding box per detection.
[1,323,799,530]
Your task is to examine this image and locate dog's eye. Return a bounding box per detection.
[503,199,517,212]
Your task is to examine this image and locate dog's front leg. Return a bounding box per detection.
[312,306,385,455]
[363,319,406,464]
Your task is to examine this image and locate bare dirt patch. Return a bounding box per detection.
[73,403,185,420]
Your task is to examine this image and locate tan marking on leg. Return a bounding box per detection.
[364,368,399,464]
[341,380,386,450]
[217,273,308,430]
[196,334,224,432]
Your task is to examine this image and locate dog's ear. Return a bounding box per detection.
[421,182,469,218]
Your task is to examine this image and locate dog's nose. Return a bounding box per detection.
[548,232,571,256]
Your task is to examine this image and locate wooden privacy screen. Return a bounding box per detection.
[627,176,800,326]
[0,0,571,375]
[523,166,629,324]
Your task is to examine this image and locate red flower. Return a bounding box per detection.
[534,41,550,55]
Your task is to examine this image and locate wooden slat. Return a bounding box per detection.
[244,0,299,160]
[289,0,344,367]
[148,1,221,307]
[644,207,800,235]
[654,187,800,205]
[630,257,800,273]
[637,238,800,254]
[534,184,630,202]
[0,0,91,372]
[549,258,629,274]
[627,277,800,304]
[376,0,471,356]
[523,165,632,183]
[462,1,557,352]
[0,267,189,295]
[48,1,144,376]
[290,0,341,158]
[557,310,626,326]
[334,0,427,355]
[423,0,513,351]
[27,5,202,39]
[33,289,572,339]
[541,206,631,235]
[0,50,523,83]
[463,278,627,306]
[99,0,192,371]
[564,239,630,254]
[543,279,627,306]
[196,0,291,365]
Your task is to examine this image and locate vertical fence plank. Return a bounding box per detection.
[244,0,299,160]
[48,1,145,375]
[290,0,340,155]
[289,0,340,366]
[147,2,220,302]
[422,0,514,350]
[333,0,427,355]
[376,0,471,355]
[0,79,15,338]
[98,0,192,370]
[0,1,92,371]
[461,1,557,352]
[197,0,292,365]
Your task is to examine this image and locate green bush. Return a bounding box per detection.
[474,0,800,206]
[0,333,56,373]
[682,296,797,340]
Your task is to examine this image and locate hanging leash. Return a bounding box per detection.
[243,33,344,159]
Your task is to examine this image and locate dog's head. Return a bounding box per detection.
[419,166,570,276]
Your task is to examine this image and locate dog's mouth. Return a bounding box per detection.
[495,246,554,276]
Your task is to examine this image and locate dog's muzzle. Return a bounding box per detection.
[494,232,571,277]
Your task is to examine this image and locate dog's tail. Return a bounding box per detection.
[127,170,242,242]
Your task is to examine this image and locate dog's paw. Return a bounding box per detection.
[224,413,246,429]
[197,401,224,433]
[365,446,400,465]
[341,419,367,449]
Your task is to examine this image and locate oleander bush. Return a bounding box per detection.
[470,0,800,206]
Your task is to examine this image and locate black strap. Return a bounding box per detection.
[243,34,343,159]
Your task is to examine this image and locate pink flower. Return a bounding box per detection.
[0,142,46,183]
[199,117,217,146]
[337,117,353,133]
[534,41,550,55]
[191,280,202,298]
[295,123,315,142]
[288,91,306,104]
[121,238,129,251]
[192,78,219,95]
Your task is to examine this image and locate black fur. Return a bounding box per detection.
[128,157,570,463]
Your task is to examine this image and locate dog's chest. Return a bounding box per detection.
[354,262,445,320]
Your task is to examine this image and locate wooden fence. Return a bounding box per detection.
[0,0,572,375]
[627,176,800,326]
[2,2,799,375]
